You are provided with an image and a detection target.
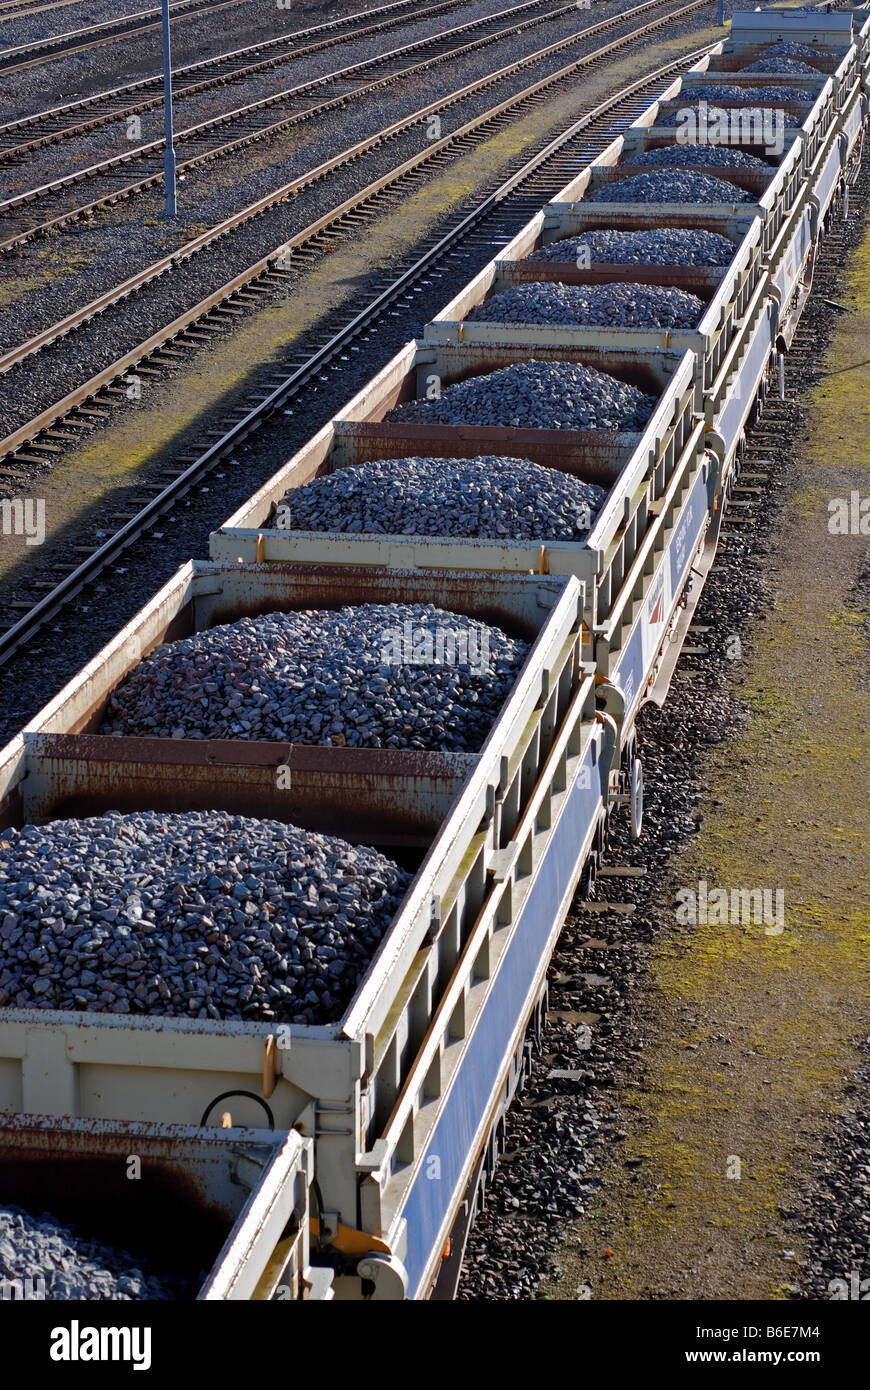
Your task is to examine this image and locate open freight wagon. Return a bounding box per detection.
[0,1115,315,1300]
[0,562,623,1299]
[211,13,870,745]
[212,335,715,738]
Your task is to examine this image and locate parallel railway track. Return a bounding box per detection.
[0,38,710,661]
[0,0,96,16]
[0,0,707,393]
[0,0,485,76]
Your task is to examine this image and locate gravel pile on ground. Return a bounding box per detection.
[759,41,827,60]
[0,810,412,1023]
[100,604,528,752]
[589,170,752,204]
[273,455,606,540]
[740,57,819,75]
[529,228,736,267]
[631,143,767,169]
[387,360,656,431]
[471,281,704,328]
[660,104,802,130]
[0,1204,194,1299]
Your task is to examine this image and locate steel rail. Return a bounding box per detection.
[0,0,699,320]
[0,0,481,145]
[0,42,708,663]
[0,0,113,16]
[0,0,487,77]
[0,0,253,73]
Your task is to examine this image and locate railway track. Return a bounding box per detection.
[0,0,255,75]
[0,0,572,158]
[0,0,707,393]
[0,0,863,1310]
[0,0,607,246]
[0,37,711,661]
[0,0,487,151]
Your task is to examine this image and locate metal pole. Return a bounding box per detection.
[717,0,724,26]
[161,0,177,217]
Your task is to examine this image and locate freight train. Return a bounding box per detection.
[0,6,867,1301]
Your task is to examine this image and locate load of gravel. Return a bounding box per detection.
[740,56,819,75]
[100,604,528,752]
[588,170,752,205]
[760,41,826,59]
[0,1204,194,1299]
[470,280,704,328]
[0,810,412,1023]
[631,143,768,169]
[677,82,765,102]
[677,82,808,103]
[528,228,736,267]
[386,360,656,431]
[272,455,606,541]
[659,104,802,130]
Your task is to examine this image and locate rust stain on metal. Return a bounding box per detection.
[335,420,632,484]
[0,1116,241,1276]
[504,259,724,298]
[26,732,472,843]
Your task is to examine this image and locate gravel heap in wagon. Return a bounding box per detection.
[99,604,528,752]
[0,811,412,1023]
[759,41,827,59]
[659,104,802,129]
[272,455,607,540]
[633,143,767,169]
[588,170,754,204]
[679,81,808,102]
[0,1204,194,1299]
[740,56,820,74]
[470,280,705,328]
[529,228,736,266]
[386,360,656,430]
